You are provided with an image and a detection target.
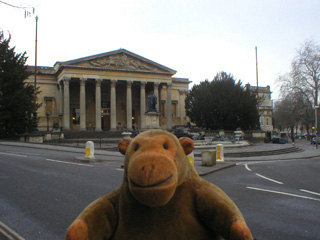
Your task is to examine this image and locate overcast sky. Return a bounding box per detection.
[1,0,320,100]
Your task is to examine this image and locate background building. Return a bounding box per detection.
[246,84,273,132]
[26,49,191,132]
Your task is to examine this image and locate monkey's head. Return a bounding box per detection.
[118,129,194,207]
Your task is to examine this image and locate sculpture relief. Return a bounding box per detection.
[88,53,161,72]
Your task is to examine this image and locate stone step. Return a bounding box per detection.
[194,147,304,158]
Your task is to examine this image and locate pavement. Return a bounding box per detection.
[1,139,320,176]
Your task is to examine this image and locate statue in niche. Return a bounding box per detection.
[146,92,158,113]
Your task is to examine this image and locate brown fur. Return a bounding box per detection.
[66,129,253,240]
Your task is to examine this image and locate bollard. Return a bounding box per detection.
[216,144,224,162]
[187,151,194,166]
[201,150,216,166]
[85,141,95,159]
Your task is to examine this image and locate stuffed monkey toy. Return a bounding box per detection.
[66,129,253,240]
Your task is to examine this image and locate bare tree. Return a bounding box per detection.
[273,92,312,141]
[278,39,320,132]
[280,40,320,105]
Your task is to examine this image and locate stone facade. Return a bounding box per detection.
[26,49,191,132]
[246,84,273,132]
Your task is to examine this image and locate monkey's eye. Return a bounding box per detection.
[134,144,140,151]
[163,143,169,150]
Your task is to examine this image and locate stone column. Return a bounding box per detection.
[80,78,87,131]
[126,80,133,129]
[154,82,160,111]
[95,79,102,131]
[140,81,146,129]
[63,78,70,130]
[179,90,185,125]
[110,79,117,131]
[166,83,172,130]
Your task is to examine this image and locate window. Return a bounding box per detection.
[260,116,264,126]
[266,117,270,126]
[72,108,80,125]
[172,101,178,117]
[45,97,56,115]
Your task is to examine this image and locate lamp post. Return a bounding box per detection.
[59,113,63,132]
[32,15,39,132]
[46,112,50,131]
[314,106,319,149]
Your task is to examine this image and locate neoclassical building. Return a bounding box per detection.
[246,84,273,132]
[26,49,191,132]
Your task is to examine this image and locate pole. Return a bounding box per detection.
[32,15,39,132]
[315,107,318,149]
[255,46,259,113]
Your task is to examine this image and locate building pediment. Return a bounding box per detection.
[55,49,176,75]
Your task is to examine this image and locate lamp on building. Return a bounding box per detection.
[46,112,50,131]
[59,113,63,132]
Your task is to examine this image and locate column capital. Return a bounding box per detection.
[95,78,102,87]
[63,78,70,86]
[127,80,133,87]
[154,82,160,87]
[167,82,172,87]
[141,81,147,88]
[80,78,86,85]
[179,89,185,95]
[111,79,117,86]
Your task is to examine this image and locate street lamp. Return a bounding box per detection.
[59,113,63,132]
[46,112,50,131]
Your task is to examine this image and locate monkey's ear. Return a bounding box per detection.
[179,137,194,155]
[118,138,132,155]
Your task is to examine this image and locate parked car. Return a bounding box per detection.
[171,128,193,139]
[272,136,287,144]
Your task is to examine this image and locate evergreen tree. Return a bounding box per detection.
[185,72,259,130]
[0,33,35,138]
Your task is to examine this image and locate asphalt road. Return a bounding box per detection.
[203,159,320,240]
[1,144,320,239]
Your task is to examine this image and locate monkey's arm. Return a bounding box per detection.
[195,180,253,240]
[66,188,120,240]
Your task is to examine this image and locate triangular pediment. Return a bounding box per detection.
[56,49,176,75]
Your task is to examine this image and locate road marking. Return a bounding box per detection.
[300,189,320,196]
[255,173,283,184]
[237,159,303,165]
[244,164,251,171]
[0,152,27,158]
[116,168,124,171]
[9,151,47,156]
[247,187,320,202]
[45,159,94,167]
[0,222,25,240]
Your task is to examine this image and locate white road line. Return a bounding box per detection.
[0,221,25,240]
[9,151,47,156]
[116,168,124,171]
[255,173,283,185]
[0,152,27,158]
[247,187,320,202]
[244,164,252,171]
[45,159,94,167]
[300,189,320,196]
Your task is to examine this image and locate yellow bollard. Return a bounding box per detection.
[187,151,194,166]
[216,144,224,162]
[85,141,95,159]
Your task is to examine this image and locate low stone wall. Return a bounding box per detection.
[20,132,64,143]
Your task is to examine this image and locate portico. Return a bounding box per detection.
[26,49,190,132]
